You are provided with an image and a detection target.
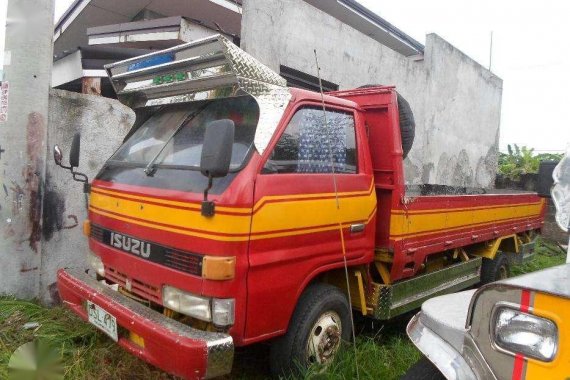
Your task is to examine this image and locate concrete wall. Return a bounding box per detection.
[40,89,134,304]
[241,0,503,188]
[0,0,54,299]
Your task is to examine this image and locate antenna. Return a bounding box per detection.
[314,49,360,380]
[489,31,493,71]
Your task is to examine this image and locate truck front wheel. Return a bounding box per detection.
[269,283,352,377]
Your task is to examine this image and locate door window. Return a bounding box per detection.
[265,107,357,174]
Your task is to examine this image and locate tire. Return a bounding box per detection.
[400,357,446,380]
[480,252,510,284]
[358,85,416,159]
[269,283,352,377]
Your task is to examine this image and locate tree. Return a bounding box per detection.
[498,144,563,180]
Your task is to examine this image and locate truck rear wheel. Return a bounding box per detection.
[269,283,352,377]
[480,252,510,284]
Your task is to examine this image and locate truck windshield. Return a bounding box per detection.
[109,96,260,171]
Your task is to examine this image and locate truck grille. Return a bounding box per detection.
[90,224,203,276]
[105,266,162,304]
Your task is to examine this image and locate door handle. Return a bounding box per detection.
[350,223,365,233]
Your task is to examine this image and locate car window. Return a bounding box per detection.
[265,107,357,174]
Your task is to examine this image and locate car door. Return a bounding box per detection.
[245,102,376,339]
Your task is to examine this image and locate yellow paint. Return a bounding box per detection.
[354,271,367,316]
[469,235,518,259]
[525,293,570,379]
[129,331,145,348]
[89,184,376,242]
[374,261,391,284]
[92,187,251,214]
[390,202,543,239]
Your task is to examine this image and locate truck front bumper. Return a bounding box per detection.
[57,268,233,379]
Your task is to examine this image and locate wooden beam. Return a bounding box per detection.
[81,77,101,96]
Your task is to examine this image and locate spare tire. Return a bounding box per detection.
[358,85,415,159]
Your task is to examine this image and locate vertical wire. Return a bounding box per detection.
[313,49,360,380]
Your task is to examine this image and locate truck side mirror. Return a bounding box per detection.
[69,132,81,168]
[200,119,235,217]
[52,132,90,192]
[200,119,235,178]
[537,160,559,198]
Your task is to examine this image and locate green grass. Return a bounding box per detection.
[0,238,566,379]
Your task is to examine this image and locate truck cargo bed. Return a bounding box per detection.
[383,186,545,281]
[332,87,546,283]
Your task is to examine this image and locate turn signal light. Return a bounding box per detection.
[83,220,91,237]
[202,256,236,280]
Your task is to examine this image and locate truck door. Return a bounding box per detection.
[245,103,376,339]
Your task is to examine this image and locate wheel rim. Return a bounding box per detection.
[306,311,342,365]
[498,265,508,280]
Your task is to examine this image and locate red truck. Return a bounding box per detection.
[54,35,545,379]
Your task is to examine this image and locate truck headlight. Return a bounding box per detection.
[163,286,211,321]
[492,306,558,362]
[87,251,105,277]
[212,298,235,327]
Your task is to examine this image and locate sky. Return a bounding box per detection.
[51,0,570,153]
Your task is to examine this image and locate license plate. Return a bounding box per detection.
[87,301,118,342]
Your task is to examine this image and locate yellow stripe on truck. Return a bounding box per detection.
[389,202,543,238]
[89,187,376,242]
[525,293,570,380]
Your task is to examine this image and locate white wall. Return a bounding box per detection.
[40,89,134,304]
[241,0,503,187]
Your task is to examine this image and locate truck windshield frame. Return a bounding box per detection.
[107,96,260,173]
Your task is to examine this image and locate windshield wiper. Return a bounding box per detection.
[144,104,210,176]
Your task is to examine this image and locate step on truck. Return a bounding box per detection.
[54,35,546,379]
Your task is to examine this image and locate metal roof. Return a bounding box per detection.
[54,0,423,61]
[304,0,424,56]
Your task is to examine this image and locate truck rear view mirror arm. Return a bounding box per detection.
[52,132,90,192]
[200,119,235,217]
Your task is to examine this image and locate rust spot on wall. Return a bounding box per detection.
[24,112,45,253]
[10,181,24,216]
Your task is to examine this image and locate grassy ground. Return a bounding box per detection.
[0,238,566,379]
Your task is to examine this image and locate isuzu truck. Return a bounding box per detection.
[54,35,545,379]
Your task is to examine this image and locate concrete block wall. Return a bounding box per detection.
[40,89,134,304]
[241,0,503,188]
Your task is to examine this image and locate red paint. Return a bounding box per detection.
[57,269,210,379]
[512,353,525,380]
[512,289,532,380]
[520,289,531,313]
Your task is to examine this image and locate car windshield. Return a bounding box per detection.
[109,96,260,171]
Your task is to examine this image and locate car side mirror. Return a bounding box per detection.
[200,119,235,217]
[69,132,81,168]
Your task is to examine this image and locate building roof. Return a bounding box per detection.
[54,0,423,61]
[304,0,424,56]
[54,0,242,59]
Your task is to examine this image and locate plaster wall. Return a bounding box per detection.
[0,0,54,299]
[241,0,503,187]
[40,89,134,304]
